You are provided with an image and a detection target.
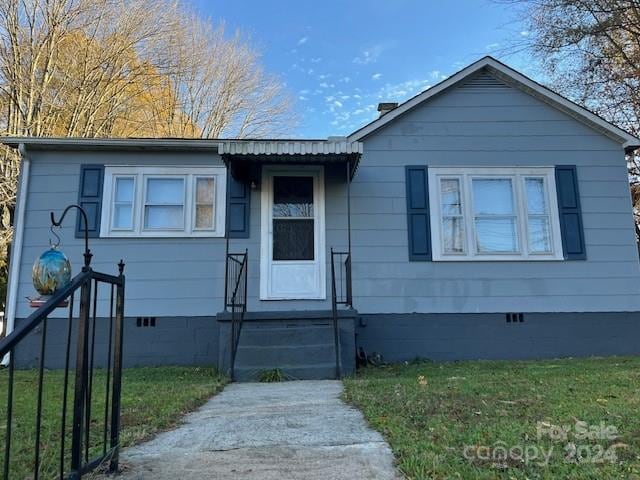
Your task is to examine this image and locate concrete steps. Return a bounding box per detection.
[233,323,338,382]
[217,310,357,382]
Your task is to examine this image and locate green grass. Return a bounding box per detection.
[343,357,640,480]
[257,368,288,382]
[0,366,227,478]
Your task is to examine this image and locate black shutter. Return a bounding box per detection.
[227,174,251,238]
[555,165,586,260]
[76,165,104,238]
[405,166,431,261]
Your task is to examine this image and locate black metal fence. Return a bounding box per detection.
[0,262,125,479]
[225,251,248,381]
[330,249,352,379]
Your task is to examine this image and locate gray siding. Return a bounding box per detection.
[17,151,229,319]
[351,74,640,313]
[11,71,640,320]
[15,150,349,320]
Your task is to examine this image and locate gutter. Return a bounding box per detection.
[0,137,223,151]
[1,144,29,366]
[625,143,640,154]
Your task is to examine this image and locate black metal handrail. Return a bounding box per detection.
[225,250,248,381]
[330,249,352,379]
[0,262,125,479]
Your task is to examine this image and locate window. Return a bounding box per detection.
[101,166,226,237]
[429,167,563,261]
[440,178,464,254]
[272,176,315,260]
[525,178,552,253]
[112,177,134,230]
[144,177,185,230]
[194,177,215,229]
[472,178,518,253]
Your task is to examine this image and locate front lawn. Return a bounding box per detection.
[343,357,640,479]
[0,366,227,478]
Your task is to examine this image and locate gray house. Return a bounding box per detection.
[4,56,640,380]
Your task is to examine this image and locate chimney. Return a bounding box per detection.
[377,102,398,117]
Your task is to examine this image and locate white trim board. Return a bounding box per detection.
[2,145,30,365]
[348,56,640,152]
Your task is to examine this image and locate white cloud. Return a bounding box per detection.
[339,76,351,83]
[485,42,500,50]
[299,89,310,95]
[324,74,438,132]
[320,61,449,135]
[310,57,322,63]
[353,44,386,65]
[297,36,308,45]
[298,96,308,101]
[353,51,374,65]
[520,30,530,37]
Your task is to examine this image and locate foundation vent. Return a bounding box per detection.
[136,317,156,327]
[506,313,524,323]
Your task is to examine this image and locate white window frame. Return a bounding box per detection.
[110,175,136,232]
[101,166,227,238]
[428,167,563,261]
[142,175,186,231]
[192,175,217,231]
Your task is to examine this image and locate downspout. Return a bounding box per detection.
[224,161,230,312]
[1,143,30,366]
[347,160,352,258]
[346,159,353,308]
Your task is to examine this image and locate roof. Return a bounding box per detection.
[347,56,640,153]
[0,137,224,151]
[0,136,364,155]
[220,139,362,178]
[220,139,362,156]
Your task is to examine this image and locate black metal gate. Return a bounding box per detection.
[0,262,126,479]
[1,205,126,479]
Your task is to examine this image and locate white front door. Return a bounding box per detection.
[260,166,325,300]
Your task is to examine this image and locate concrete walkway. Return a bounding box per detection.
[112,381,402,479]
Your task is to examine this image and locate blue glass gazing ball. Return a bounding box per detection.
[32,248,72,295]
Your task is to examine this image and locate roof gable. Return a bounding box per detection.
[348,56,640,152]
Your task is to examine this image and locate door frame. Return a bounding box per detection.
[259,165,326,300]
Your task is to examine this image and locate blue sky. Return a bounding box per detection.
[191,0,532,138]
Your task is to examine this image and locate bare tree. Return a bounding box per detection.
[147,16,295,139]
[503,0,640,231]
[0,0,296,307]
